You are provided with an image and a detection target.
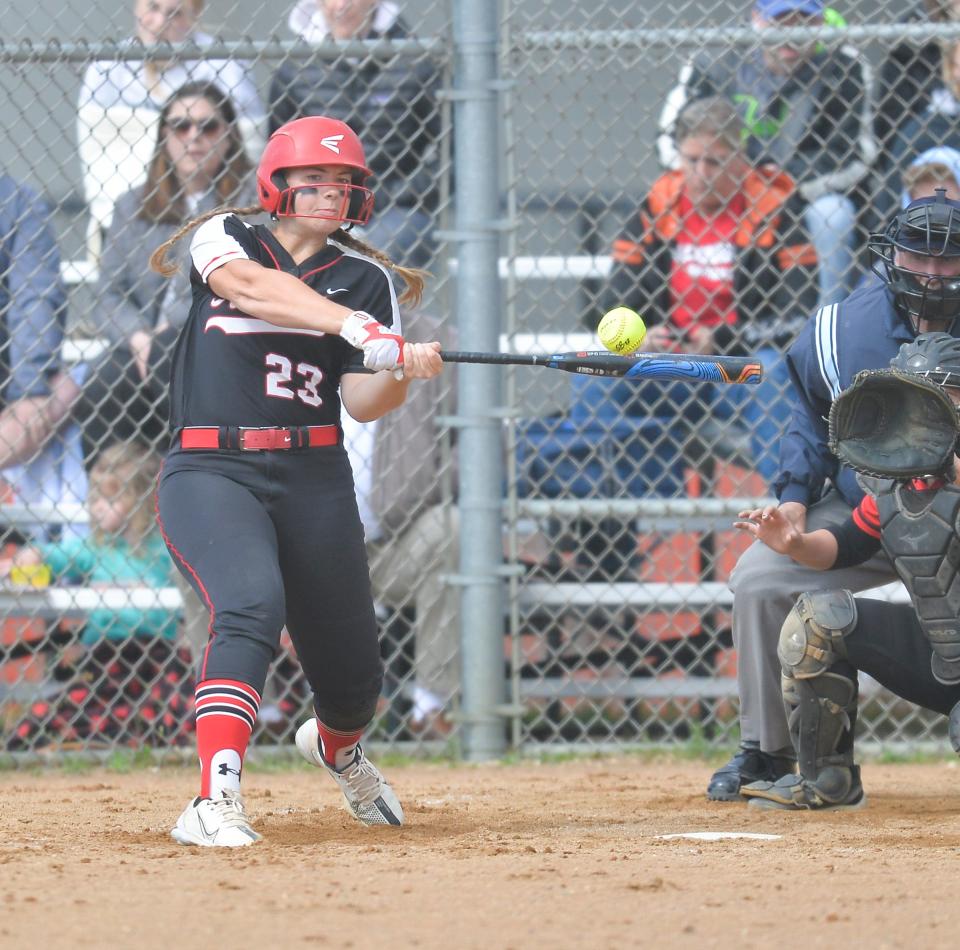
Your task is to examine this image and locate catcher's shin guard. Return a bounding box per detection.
[745,590,862,809]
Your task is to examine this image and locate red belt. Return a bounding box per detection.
[179,425,340,452]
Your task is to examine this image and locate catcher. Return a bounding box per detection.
[732,332,960,810]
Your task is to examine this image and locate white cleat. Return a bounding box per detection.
[171,788,262,847]
[295,719,404,827]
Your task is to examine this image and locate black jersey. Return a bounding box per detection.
[167,213,401,430]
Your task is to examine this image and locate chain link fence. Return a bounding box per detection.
[0,0,955,762]
[499,1,960,751]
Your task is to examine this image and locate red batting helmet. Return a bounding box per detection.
[256,116,374,224]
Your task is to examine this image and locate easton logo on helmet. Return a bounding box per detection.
[321,134,344,154]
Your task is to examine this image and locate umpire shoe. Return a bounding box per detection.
[171,788,262,847]
[295,720,404,827]
[706,742,796,802]
[742,766,866,811]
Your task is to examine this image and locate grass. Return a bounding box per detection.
[1,734,956,773]
[869,745,955,765]
[105,747,158,773]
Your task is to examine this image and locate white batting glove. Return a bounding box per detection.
[340,311,405,373]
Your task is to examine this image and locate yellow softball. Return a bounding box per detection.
[597,306,647,355]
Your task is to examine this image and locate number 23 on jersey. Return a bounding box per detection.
[264,353,324,407]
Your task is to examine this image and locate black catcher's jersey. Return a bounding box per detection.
[167,213,401,430]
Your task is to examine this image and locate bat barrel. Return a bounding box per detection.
[439,349,761,383]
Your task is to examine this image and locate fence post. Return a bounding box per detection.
[451,0,506,760]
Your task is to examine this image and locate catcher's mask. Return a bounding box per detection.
[869,188,960,334]
[890,331,960,387]
[256,116,374,227]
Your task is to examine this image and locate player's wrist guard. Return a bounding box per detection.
[340,311,405,374]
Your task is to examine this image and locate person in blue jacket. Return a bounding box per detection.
[707,188,960,801]
[0,174,78,471]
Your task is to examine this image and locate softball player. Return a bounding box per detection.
[732,333,960,810]
[149,115,442,846]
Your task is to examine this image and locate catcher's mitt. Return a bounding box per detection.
[828,369,960,479]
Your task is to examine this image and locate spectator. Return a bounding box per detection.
[4,442,190,749]
[658,0,876,305]
[0,177,65,432]
[346,309,458,736]
[520,99,817,585]
[875,2,960,171]
[77,0,265,260]
[889,37,960,184]
[705,190,960,803]
[901,147,960,207]
[74,81,257,469]
[0,175,85,533]
[268,0,441,268]
[597,96,818,487]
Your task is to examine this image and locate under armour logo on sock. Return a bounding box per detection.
[218,763,241,778]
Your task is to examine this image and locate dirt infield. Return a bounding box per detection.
[1,756,958,949]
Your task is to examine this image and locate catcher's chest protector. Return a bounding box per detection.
[877,484,960,634]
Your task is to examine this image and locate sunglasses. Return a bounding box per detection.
[166,117,223,136]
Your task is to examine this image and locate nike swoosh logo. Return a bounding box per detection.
[196,809,217,841]
[326,287,349,296]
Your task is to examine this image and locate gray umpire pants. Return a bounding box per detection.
[728,490,896,753]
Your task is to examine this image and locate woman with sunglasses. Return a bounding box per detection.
[77,0,265,259]
[77,81,255,469]
[148,115,442,846]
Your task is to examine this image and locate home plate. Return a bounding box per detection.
[655,832,782,842]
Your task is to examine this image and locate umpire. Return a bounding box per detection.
[708,189,960,801]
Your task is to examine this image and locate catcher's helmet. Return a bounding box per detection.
[256,116,374,225]
[869,188,960,334]
[890,331,960,389]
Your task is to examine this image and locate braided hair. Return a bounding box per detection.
[149,206,428,307]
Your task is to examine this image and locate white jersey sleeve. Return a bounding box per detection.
[190,213,253,283]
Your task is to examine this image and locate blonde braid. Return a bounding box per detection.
[149,203,263,277]
[332,229,430,308]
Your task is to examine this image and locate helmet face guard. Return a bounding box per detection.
[869,191,960,334]
[273,180,375,226]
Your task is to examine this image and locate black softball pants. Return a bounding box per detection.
[847,598,960,716]
[157,445,383,732]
